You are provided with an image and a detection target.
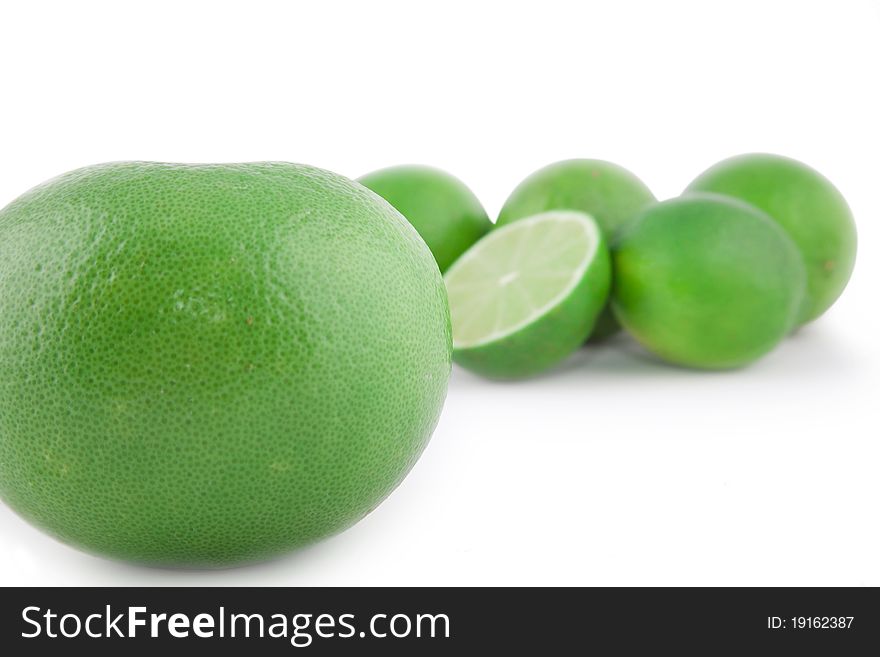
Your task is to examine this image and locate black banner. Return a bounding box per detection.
[0,587,876,654]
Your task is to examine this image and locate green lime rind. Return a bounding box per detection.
[496,159,655,341]
[612,193,807,370]
[685,153,857,324]
[358,164,492,272]
[497,159,656,236]
[446,211,610,379]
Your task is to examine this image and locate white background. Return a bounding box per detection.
[0,0,877,586]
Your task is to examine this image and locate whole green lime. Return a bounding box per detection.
[358,165,491,272]
[0,162,451,567]
[497,159,655,340]
[686,153,857,324]
[612,194,807,369]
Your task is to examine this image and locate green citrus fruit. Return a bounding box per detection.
[685,153,857,324]
[612,194,807,369]
[445,211,610,379]
[496,159,655,341]
[358,165,492,272]
[0,161,451,567]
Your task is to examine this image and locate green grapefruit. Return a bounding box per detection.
[612,194,806,369]
[0,162,451,567]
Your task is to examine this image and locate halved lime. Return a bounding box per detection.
[444,210,610,379]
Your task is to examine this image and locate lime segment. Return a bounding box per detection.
[444,211,610,379]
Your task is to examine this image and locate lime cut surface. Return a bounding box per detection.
[445,211,610,378]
